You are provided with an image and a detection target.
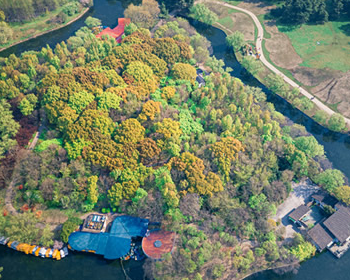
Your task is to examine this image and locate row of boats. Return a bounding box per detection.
[0,236,68,260]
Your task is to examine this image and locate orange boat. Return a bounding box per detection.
[52,249,59,259]
[27,245,36,254]
[45,248,51,258]
[35,247,41,256]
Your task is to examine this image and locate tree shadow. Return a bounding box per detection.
[339,23,350,36]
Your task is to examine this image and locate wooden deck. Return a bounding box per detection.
[142,230,175,260]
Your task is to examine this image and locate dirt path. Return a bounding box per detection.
[201,0,350,128]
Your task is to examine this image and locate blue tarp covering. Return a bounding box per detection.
[68,216,149,259]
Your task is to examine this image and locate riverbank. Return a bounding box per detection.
[0,7,90,53]
[199,0,350,133]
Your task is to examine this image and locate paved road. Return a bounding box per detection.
[205,0,350,127]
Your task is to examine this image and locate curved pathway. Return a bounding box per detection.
[204,0,350,127]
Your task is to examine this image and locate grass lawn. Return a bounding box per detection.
[217,16,235,30]
[277,20,350,72]
[0,4,87,49]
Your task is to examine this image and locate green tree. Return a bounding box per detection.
[328,113,346,132]
[0,99,19,159]
[97,91,122,111]
[124,61,154,84]
[334,185,350,205]
[290,241,316,261]
[294,136,324,158]
[68,91,94,114]
[171,63,197,83]
[124,0,160,29]
[60,217,83,243]
[241,56,263,77]
[190,4,218,25]
[0,9,5,21]
[265,73,290,97]
[226,31,245,52]
[0,21,13,45]
[87,175,99,206]
[314,169,345,192]
[124,22,138,35]
[85,16,101,28]
[19,97,35,116]
[115,118,145,144]
[314,110,328,125]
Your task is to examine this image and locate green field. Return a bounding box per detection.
[277,20,350,72]
[217,16,235,30]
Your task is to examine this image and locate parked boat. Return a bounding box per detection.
[45,248,51,258]
[39,247,47,257]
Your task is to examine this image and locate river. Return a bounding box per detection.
[1,1,350,280]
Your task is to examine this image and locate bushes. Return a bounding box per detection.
[60,217,83,243]
[35,138,63,152]
[62,2,80,16]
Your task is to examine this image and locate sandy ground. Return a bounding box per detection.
[273,179,320,239]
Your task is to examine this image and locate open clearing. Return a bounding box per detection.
[277,20,350,72]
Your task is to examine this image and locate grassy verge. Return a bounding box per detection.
[0,4,88,50]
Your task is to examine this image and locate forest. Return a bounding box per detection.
[269,0,350,24]
[0,0,349,279]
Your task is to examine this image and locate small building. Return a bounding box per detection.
[142,230,176,260]
[69,216,149,260]
[312,192,339,210]
[323,206,350,244]
[288,205,311,225]
[308,223,334,251]
[96,18,131,43]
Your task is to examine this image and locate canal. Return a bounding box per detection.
[1,1,350,280]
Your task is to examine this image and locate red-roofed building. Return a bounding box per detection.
[96,18,131,43]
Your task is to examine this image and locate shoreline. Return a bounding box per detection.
[238,261,300,280]
[0,7,90,54]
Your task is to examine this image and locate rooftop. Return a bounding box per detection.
[142,230,176,260]
[289,205,311,221]
[96,18,131,43]
[312,192,339,208]
[308,223,334,251]
[69,215,148,259]
[323,206,350,243]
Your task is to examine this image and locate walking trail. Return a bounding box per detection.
[202,0,350,127]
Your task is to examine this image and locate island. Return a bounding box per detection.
[0,0,350,280]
